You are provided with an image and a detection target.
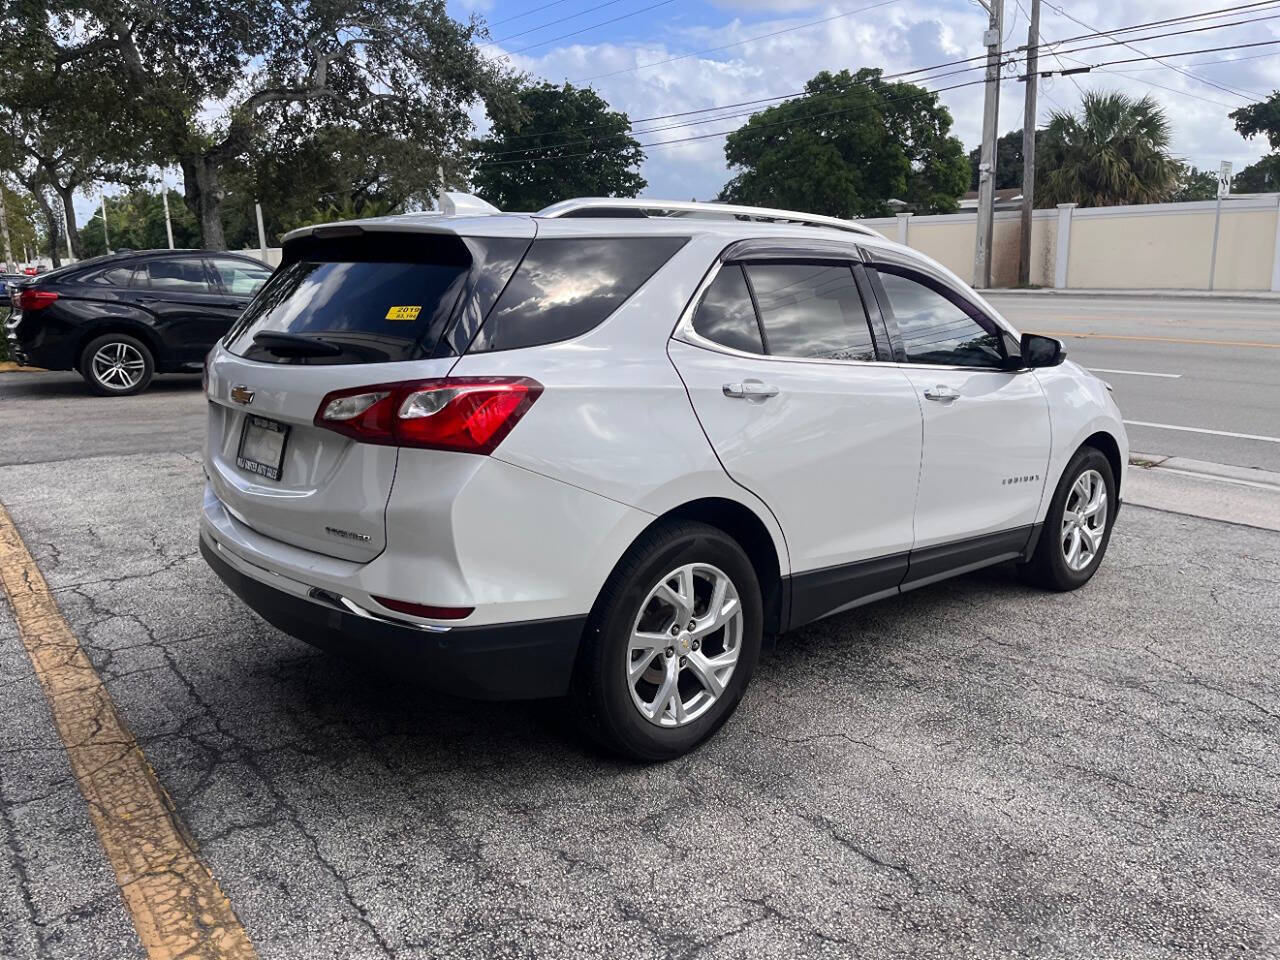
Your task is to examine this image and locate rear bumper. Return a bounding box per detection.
[201,535,586,700]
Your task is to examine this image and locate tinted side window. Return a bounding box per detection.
[142,258,213,293]
[207,257,272,296]
[88,265,137,287]
[691,265,763,354]
[876,269,1004,367]
[469,237,688,353]
[744,262,874,361]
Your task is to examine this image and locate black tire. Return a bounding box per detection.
[80,333,155,396]
[1019,446,1117,591]
[571,520,763,762]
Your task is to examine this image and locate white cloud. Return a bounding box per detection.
[483,0,1278,201]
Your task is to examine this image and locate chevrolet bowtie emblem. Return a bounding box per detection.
[230,385,255,405]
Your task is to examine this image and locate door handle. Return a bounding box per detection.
[923,385,960,402]
[723,379,779,401]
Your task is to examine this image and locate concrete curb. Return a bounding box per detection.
[1125,452,1280,531]
[981,288,1280,303]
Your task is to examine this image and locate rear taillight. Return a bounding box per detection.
[15,289,57,311]
[314,377,542,454]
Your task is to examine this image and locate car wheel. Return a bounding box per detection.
[80,334,154,396]
[571,520,763,761]
[1020,446,1116,591]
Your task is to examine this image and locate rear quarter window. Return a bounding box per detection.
[467,236,688,353]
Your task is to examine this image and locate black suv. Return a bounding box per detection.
[5,249,273,395]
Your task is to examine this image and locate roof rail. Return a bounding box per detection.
[536,197,881,238]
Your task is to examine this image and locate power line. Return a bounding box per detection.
[490,0,578,29]
[504,0,679,54]
[484,0,630,47]
[472,35,1280,170]
[485,18,1280,161]
[573,0,1280,84]
[472,78,991,169]
[481,62,994,164]
[1043,1,1270,101]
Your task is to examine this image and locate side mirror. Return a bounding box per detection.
[1019,333,1066,368]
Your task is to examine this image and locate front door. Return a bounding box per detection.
[868,264,1052,557]
[670,255,924,625]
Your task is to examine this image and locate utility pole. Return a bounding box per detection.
[100,193,110,253]
[973,0,1004,290]
[0,185,12,273]
[162,189,175,249]
[1018,0,1040,287]
[254,201,267,261]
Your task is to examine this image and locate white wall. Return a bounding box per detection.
[858,195,1280,292]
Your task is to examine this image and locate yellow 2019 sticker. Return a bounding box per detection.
[385,305,422,321]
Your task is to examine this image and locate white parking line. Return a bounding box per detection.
[1088,367,1182,379]
[1124,420,1280,444]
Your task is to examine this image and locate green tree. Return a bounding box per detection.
[719,69,970,218]
[1234,155,1280,192]
[470,83,645,211]
[0,17,151,258]
[77,188,201,258]
[0,184,40,265]
[1035,91,1179,207]
[1170,165,1218,202]
[1230,92,1280,193]
[17,0,517,249]
[968,129,1041,191]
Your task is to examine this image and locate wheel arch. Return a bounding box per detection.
[1080,430,1123,497]
[630,497,786,635]
[76,322,164,373]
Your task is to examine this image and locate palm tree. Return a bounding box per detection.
[1035,91,1179,207]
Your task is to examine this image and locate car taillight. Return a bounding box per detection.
[16,289,57,311]
[314,377,542,454]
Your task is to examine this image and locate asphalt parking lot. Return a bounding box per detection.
[2,367,1279,959]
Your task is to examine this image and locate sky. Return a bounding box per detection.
[77,0,1280,231]
[455,0,1280,201]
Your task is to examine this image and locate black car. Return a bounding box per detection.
[5,249,273,395]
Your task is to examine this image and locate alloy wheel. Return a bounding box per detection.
[626,562,743,728]
[1061,468,1108,571]
[91,341,147,390]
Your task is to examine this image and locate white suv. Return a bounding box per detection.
[201,196,1127,760]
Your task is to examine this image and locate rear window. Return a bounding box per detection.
[223,235,476,365]
[467,236,688,353]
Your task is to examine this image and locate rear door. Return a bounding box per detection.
[133,255,232,365]
[866,260,1052,554]
[205,227,533,562]
[670,249,923,623]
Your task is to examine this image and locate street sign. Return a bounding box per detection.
[1218,160,1233,199]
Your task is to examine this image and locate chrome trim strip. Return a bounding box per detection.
[206,533,452,634]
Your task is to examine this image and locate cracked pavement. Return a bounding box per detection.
[2,370,1279,959]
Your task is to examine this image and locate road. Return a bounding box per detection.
[1,297,1279,958]
[987,294,1280,472]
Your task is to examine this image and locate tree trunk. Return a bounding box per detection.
[0,188,13,272]
[51,184,80,260]
[34,192,61,269]
[180,154,227,250]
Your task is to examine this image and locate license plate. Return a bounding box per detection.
[236,415,290,481]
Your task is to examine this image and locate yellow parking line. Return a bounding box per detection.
[1043,330,1280,349]
[0,502,257,960]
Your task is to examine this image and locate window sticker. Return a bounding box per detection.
[385,305,422,321]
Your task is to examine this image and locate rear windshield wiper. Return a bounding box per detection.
[252,332,343,358]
